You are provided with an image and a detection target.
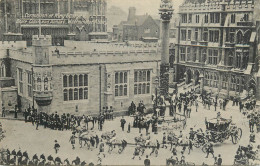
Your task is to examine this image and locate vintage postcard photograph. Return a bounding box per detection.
[0,0,259,165]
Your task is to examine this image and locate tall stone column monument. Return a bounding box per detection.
[159,0,174,97]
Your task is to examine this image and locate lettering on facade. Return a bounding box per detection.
[16,13,93,25]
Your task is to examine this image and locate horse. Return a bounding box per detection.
[147,140,159,157]
[134,135,151,145]
[107,139,127,154]
[79,132,95,149]
[128,105,136,115]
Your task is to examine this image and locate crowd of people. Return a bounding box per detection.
[234,144,260,165]
[0,148,96,166]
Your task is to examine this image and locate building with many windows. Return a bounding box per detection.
[0,35,160,115]
[0,0,108,45]
[173,0,260,101]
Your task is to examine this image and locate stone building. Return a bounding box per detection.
[112,7,160,42]
[0,35,161,115]
[0,0,108,45]
[173,0,259,101]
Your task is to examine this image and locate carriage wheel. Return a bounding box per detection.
[193,141,201,148]
[237,128,242,140]
[202,145,207,153]
[155,150,158,157]
[118,148,123,154]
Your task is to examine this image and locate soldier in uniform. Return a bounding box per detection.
[69,133,77,149]
[54,140,60,154]
[98,139,105,158]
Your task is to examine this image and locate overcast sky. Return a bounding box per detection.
[107,0,184,16]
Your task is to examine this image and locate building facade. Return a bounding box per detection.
[173,0,259,100]
[113,7,160,42]
[0,36,161,115]
[0,0,108,45]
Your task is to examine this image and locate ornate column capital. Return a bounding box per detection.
[159,0,174,21]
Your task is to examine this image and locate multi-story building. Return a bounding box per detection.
[0,0,108,45]
[113,7,160,42]
[173,0,260,100]
[0,36,161,115]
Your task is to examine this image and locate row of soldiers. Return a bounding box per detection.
[23,106,106,131]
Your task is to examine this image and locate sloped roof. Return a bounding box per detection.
[127,15,150,26]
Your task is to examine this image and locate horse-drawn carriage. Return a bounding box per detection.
[205,117,242,144]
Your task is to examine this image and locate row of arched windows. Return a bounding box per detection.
[63,74,89,101]
[205,72,219,88]
[115,72,128,97]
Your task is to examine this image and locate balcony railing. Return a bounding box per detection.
[34,91,53,106]
[237,21,254,26]
[199,41,208,46]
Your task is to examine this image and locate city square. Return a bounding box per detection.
[0,97,259,165]
[0,0,260,165]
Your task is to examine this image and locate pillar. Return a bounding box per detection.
[159,0,173,97]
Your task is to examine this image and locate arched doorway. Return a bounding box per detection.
[248,79,256,97]
[185,69,192,84]
[194,70,200,85]
[236,30,243,44]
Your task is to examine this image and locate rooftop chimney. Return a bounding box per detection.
[128,7,136,21]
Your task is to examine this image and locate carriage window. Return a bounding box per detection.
[115,71,128,97]
[134,70,151,95]
[63,73,89,101]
